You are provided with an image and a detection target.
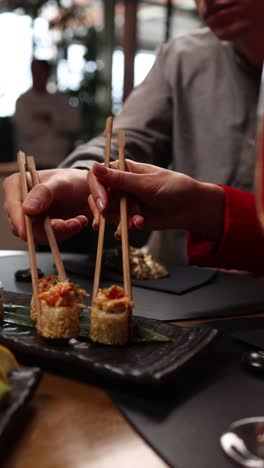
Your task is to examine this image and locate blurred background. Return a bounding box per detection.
[0,0,201,162]
[0,0,202,250]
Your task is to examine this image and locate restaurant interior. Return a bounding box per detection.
[0,1,264,468]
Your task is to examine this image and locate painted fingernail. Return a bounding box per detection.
[135,219,143,229]
[96,198,104,212]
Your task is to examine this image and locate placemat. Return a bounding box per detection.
[63,256,217,294]
[233,328,264,350]
[200,317,264,350]
[105,266,216,294]
[2,253,264,321]
[109,335,264,468]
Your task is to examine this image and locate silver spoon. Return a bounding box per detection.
[220,417,264,467]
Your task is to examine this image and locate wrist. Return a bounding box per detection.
[189,182,226,242]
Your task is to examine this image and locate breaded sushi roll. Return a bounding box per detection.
[90,285,133,345]
[30,275,58,321]
[37,279,87,339]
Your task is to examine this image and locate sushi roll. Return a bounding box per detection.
[30,275,58,321]
[90,285,133,345]
[37,279,88,339]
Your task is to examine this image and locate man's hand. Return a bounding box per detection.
[3,168,90,244]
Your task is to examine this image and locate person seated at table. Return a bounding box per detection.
[3,0,264,264]
[14,59,81,169]
[87,160,264,275]
[56,0,264,265]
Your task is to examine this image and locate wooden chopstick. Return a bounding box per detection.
[17,151,41,325]
[26,156,68,283]
[92,116,113,303]
[117,131,132,300]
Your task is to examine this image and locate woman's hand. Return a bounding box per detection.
[3,168,90,244]
[88,160,225,242]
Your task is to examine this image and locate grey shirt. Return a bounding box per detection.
[61,28,261,265]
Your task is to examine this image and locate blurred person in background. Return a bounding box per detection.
[3,0,264,264]
[14,59,81,169]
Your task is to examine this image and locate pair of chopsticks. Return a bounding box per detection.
[92,117,132,303]
[17,151,67,326]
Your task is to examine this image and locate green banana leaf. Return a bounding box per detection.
[3,304,171,344]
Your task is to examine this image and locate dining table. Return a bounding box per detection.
[0,249,168,468]
[2,372,167,468]
[1,250,264,468]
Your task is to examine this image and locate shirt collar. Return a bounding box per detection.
[233,47,262,82]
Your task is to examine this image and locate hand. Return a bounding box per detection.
[3,168,90,244]
[88,160,225,242]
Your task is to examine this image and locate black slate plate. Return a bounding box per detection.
[0,292,218,387]
[63,256,217,294]
[0,367,42,446]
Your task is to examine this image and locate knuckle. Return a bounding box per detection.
[35,184,49,197]
[3,173,16,192]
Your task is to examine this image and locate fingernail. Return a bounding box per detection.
[96,198,104,212]
[24,198,42,211]
[135,219,143,229]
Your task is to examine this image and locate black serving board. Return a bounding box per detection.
[63,256,217,294]
[0,292,218,387]
[0,367,42,447]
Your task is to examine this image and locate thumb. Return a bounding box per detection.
[23,184,53,215]
[92,163,147,196]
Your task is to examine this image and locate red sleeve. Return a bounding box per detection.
[188,185,264,273]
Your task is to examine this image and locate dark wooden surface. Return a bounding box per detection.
[2,372,167,468]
